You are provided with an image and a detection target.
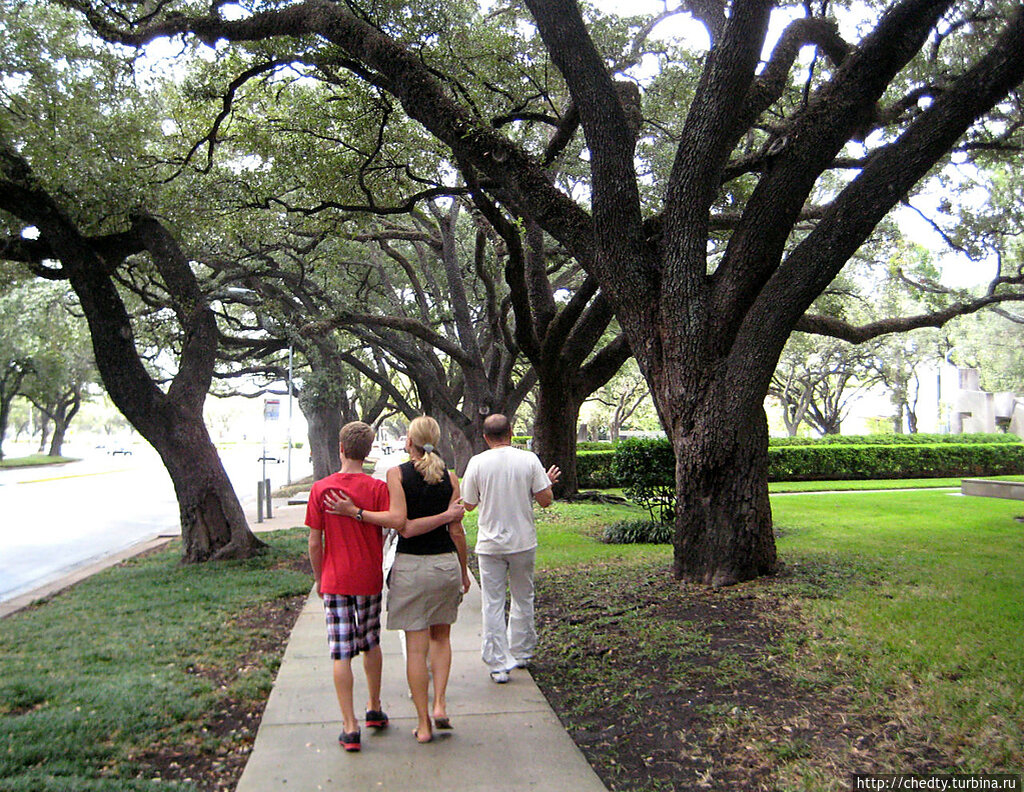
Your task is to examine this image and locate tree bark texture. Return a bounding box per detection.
[673,406,776,585]
[300,388,343,481]
[531,379,583,496]
[157,407,257,562]
[46,396,76,457]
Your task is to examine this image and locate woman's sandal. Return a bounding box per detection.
[433,717,453,730]
[413,728,433,744]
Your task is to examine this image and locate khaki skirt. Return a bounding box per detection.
[386,551,463,631]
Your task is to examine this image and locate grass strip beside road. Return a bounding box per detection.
[0,454,77,470]
[0,528,312,792]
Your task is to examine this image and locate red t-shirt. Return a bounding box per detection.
[306,472,390,596]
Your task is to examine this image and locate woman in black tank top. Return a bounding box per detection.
[386,417,469,743]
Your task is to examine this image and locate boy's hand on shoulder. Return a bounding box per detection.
[324,489,357,517]
[447,498,466,522]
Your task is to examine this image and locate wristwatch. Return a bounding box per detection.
[356,508,364,521]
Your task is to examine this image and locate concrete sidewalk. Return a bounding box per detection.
[235,575,608,792]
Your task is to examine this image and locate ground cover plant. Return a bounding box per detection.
[0,527,312,792]
[530,489,1024,791]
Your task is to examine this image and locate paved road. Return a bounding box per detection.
[0,442,311,604]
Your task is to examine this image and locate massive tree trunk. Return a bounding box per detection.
[34,386,82,457]
[302,396,342,481]
[531,378,583,496]
[46,390,80,457]
[470,207,631,497]
[0,364,31,460]
[84,217,264,562]
[0,150,263,562]
[299,387,345,481]
[149,401,254,561]
[673,405,776,585]
[529,336,630,497]
[35,414,50,454]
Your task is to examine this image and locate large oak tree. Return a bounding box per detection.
[0,162,265,562]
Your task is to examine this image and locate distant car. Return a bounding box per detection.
[110,447,133,456]
[257,454,283,463]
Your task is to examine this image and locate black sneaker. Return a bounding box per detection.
[339,730,361,752]
[365,709,389,729]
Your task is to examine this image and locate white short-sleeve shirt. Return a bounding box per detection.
[461,445,551,555]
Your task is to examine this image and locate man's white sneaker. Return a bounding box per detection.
[514,658,532,669]
[490,670,510,684]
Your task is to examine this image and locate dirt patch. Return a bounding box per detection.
[129,696,263,791]
[531,562,949,791]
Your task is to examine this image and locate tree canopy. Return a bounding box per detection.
[2,0,1023,580]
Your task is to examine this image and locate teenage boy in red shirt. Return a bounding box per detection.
[307,421,407,752]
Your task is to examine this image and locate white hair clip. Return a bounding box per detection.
[422,443,435,454]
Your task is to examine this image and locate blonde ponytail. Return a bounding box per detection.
[407,416,446,484]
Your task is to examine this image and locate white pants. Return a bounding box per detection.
[478,548,537,673]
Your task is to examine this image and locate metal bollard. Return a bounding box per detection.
[265,478,273,518]
[257,480,265,523]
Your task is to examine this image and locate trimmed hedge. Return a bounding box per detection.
[577,450,619,489]
[578,440,618,451]
[769,432,1016,446]
[590,434,1024,491]
[563,433,1024,488]
[768,442,1024,481]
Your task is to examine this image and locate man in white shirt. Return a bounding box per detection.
[461,414,560,683]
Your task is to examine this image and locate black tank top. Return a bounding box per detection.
[397,460,457,555]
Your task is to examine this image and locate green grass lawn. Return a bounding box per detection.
[0,528,311,792]
[771,489,1024,774]
[768,475,1024,493]
[527,487,1024,789]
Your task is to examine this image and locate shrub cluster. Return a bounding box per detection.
[577,450,619,489]
[610,438,676,524]
[602,519,673,545]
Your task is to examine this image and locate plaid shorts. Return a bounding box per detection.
[323,592,383,660]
